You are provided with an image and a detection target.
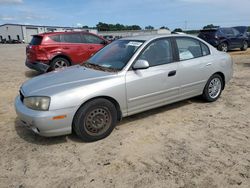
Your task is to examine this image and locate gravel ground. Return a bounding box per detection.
[0,44,249,188]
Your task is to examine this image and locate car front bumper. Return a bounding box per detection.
[25,60,50,73]
[15,96,77,137]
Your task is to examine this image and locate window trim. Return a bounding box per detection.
[174,36,210,62]
[129,37,177,70]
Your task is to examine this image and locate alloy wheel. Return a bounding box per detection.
[208,78,222,99]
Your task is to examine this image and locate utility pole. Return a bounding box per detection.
[184,20,187,30]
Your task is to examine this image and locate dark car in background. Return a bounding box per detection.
[26,31,109,72]
[247,32,250,46]
[198,27,248,52]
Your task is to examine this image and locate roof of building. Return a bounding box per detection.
[0,23,78,29]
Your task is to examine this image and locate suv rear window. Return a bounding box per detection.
[30,36,43,45]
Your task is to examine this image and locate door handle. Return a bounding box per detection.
[168,70,176,77]
[206,63,212,66]
[89,46,94,50]
[62,47,69,50]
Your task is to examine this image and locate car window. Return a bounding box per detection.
[201,42,210,56]
[232,28,240,36]
[176,38,202,60]
[83,34,104,44]
[87,40,144,70]
[61,33,82,43]
[49,35,60,42]
[30,36,43,45]
[137,38,173,67]
[221,28,234,36]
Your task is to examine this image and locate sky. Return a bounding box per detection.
[0,0,249,30]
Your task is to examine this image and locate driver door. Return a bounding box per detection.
[125,38,180,115]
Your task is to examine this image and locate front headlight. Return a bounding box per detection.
[23,96,50,111]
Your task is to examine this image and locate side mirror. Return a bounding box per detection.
[101,40,108,45]
[132,60,149,70]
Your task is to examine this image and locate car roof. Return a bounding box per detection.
[120,34,189,42]
[35,31,91,37]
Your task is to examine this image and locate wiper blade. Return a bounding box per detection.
[82,62,118,72]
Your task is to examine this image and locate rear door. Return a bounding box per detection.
[126,38,180,115]
[81,33,106,61]
[175,37,212,98]
[60,33,85,64]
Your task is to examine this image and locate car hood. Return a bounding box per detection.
[21,65,117,96]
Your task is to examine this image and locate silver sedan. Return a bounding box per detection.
[15,34,233,142]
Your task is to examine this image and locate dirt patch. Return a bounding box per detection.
[0,44,250,188]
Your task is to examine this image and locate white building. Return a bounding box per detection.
[0,24,98,43]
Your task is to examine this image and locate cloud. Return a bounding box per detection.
[0,15,15,20]
[0,0,23,4]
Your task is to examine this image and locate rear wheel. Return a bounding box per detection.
[50,57,70,70]
[241,41,248,51]
[218,42,228,52]
[73,98,117,142]
[202,74,223,102]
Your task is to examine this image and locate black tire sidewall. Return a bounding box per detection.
[73,99,117,142]
[241,41,248,51]
[202,74,223,102]
[51,57,70,70]
[218,42,228,52]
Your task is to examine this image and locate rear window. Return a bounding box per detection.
[30,36,43,45]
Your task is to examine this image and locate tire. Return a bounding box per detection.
[73,98,117,142]
[218,42,228,52]
[50,57,70,70]
[240,41,248,51]
[202,74,223,102]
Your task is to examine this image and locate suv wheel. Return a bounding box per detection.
[51,57,70,70]
[241,41,248,51]
[218,42,228,52]
[73,98,117,142]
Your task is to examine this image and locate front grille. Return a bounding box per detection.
[19,90,24,102]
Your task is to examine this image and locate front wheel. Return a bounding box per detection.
[241,41,248,51]
[73,98,117,142]
[202,74,223,102]
[218,42,228,52]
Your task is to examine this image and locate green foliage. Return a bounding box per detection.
[145,25,154,30]
[203,24,219,29]
[160,26,170,30]
[173,28,183,32]
[96,22,141,31]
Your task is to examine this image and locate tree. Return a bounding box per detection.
[160,26,170,30]
[173,28,183,32]
[203,24,219,29]
[96,22,141,31]
[96,22,109,31]
[145,25,154,30]
[82,25,89,29]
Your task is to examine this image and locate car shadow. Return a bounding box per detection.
[15,97,204,145]
[25,70,42,78]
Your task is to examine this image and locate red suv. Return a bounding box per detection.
[25,31,109,72]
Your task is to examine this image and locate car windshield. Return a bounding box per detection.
[83,40,144,71]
